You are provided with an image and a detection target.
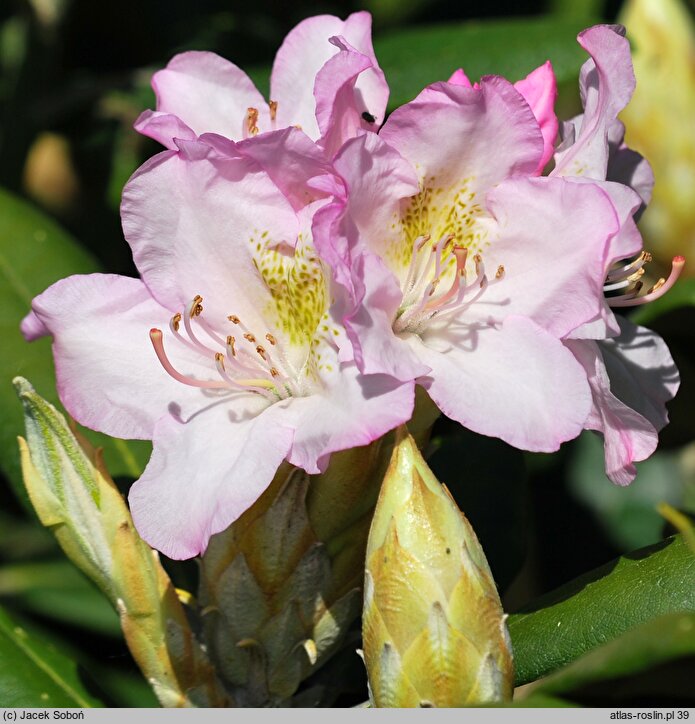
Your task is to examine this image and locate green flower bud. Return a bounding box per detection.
[14,377,228,707]
[363,427,513,707]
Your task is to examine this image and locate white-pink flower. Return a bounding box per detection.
[553,25,682,484]
[135,12,388,157]
[22,129,414,559]
[315,67,621,453]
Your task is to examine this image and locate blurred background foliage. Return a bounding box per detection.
[1,0,695,708]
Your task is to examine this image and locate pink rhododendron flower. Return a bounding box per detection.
[316,82,612,452]
[135,12,388,157]
[316,23,681,464]
[552,25,682,484]
[21,129,414,559]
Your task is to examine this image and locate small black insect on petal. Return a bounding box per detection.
[361,111,377,124]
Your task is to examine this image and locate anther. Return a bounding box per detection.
[609,256,685,307]
[228,315,240,324]
[171,313,182,332]
[244,332,256,343]
[265,333,277,345]
[246,107,259,136]
[256,345,267,360]
[269,100,278,122]
[496,265,505,279]
[270,367,280,377]
[227,335,236,356]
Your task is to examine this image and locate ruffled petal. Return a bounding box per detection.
[513,61,558,173]
[27,274,215,440]
[600,316,679,432]
[478,176,618,337]
[414,316,591,452]
[606,119,653,210]
[20,310,49,341]
[320,132,419,294]
[314,36,386,157]
[270,11,386,140]
[343,252,430,381]
[129,401,293,558]
[133,110,196,150]
[380,75,543,196]
[553,25,635,179]
[147,51,269,142]
[566,337,658,486]
[200,127,335,212]
[121,141,299,332]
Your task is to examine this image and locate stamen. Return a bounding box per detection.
[150,329,227,389]
[227,335,236,357]
[214,353,277,398]
[496,265,505,279]
[265,333,277,345]
[606,251,652,283]
[183,296,217,353]
[426,245,468,310]
[245,107,259,138]
[256,345,267,361]
[403,234,431,294]
[171,312,182,332]
[244,332,256,343]
[269,100,278,129]
[609,256,685,307]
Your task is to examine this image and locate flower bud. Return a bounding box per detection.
[197,389,440,706]
[363,427,513,707]
[14,377,228,707]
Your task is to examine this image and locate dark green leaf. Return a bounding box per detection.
[509,534,695,685]
[631,278,695,326]
[0,605,103,707]
[534,612,695,697]
[374,16,595,110]
[0,187,150,502]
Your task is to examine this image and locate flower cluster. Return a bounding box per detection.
[22,13,681,558]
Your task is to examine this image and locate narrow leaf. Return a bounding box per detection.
[509,534,695,685]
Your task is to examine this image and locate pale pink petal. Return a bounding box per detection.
[314,37,382,157]
[323,132,419,288]
[130,401,293,559]
[566,337,658,486]
[413,316,591,452]
[27,274,215,440]
[513,61,558,173]
[270,12,386,140]
[478,176,619,337]
[553,25,635,179]
[281,350,415,474]
[343,252,430,381]
[149,51,269,141]
[121,141,298,330]
[20,310,49,341]
[606,119,653,209]
[200,127,334,212]
[566,179,644,340]
[448,68,473,87]
[133,110,196,150]
[601,317,679,433]
[380,75,543,197]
